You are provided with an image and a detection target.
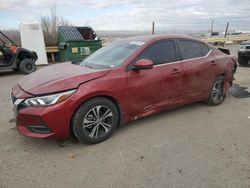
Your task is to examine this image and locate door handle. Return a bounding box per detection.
[172,68,181,74]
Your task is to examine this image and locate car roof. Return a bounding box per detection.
[123,34,196,43]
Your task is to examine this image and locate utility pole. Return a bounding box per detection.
[224,22,229,38]
[210,20,214,36]
[152,21,155,35]
[223,22,229,47]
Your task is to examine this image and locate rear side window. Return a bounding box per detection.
[138,40,177,65]
[178,40,204,60]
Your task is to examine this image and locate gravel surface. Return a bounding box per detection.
[0,65,250,188]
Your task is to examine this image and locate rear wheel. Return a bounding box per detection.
[72,97,119,144]
[205,76,225,106]
[19,59,36,74]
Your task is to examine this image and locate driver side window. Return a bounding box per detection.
[137,40,177,65]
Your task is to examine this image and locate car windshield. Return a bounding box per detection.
[80,40,145,69]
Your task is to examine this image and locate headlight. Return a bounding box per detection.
[24,90,76,107]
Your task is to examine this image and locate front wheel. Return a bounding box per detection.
[205,76,226,106]
[72,97,119,144]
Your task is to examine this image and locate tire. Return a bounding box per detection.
[205,76,226,106]
[19,59,36,74]
[72,97,119,144]
[238,56,249,66]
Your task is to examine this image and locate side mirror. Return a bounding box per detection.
[134,59,153,70]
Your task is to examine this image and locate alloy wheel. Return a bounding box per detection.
[83,105,113,138]
[212,79,224,103]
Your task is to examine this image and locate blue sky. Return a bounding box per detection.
[0,0,250,31]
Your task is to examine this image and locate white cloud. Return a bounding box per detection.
[0,0,250,31]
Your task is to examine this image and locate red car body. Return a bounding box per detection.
[11,35,237,139]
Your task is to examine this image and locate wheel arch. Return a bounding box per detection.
[16,49,37,65]
[69,95,123,139]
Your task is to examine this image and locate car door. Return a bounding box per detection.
[177,39,211,100]
[126,40,183,117]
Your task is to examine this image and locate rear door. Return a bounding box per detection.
[177,39,212,100]
[127,40,183,116]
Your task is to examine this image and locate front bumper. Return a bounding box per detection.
[10,86,75,139]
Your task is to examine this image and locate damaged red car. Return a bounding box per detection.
[11,35,237,144]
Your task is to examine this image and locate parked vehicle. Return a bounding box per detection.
[0,31,37,74]
[11,35,237,144]
[238,40,250,65]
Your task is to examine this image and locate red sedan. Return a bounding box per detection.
[11,35,237,144]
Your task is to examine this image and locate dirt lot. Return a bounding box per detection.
[0,65,250,188]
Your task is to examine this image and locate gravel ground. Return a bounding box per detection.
[0,64,250,188]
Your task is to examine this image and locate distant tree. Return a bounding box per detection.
[41,6,71,46]
[1,29,21,46]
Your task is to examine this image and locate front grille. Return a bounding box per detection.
[17,102,27,111]
[11,92,17,104]
[10,92,26,117]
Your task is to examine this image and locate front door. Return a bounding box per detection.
[127,40,183,117]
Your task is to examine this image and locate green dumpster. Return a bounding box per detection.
[58,26,102,62]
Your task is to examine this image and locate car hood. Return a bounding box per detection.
[18,62,110,95]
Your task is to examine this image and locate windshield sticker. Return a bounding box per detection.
[129,41,145,46]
